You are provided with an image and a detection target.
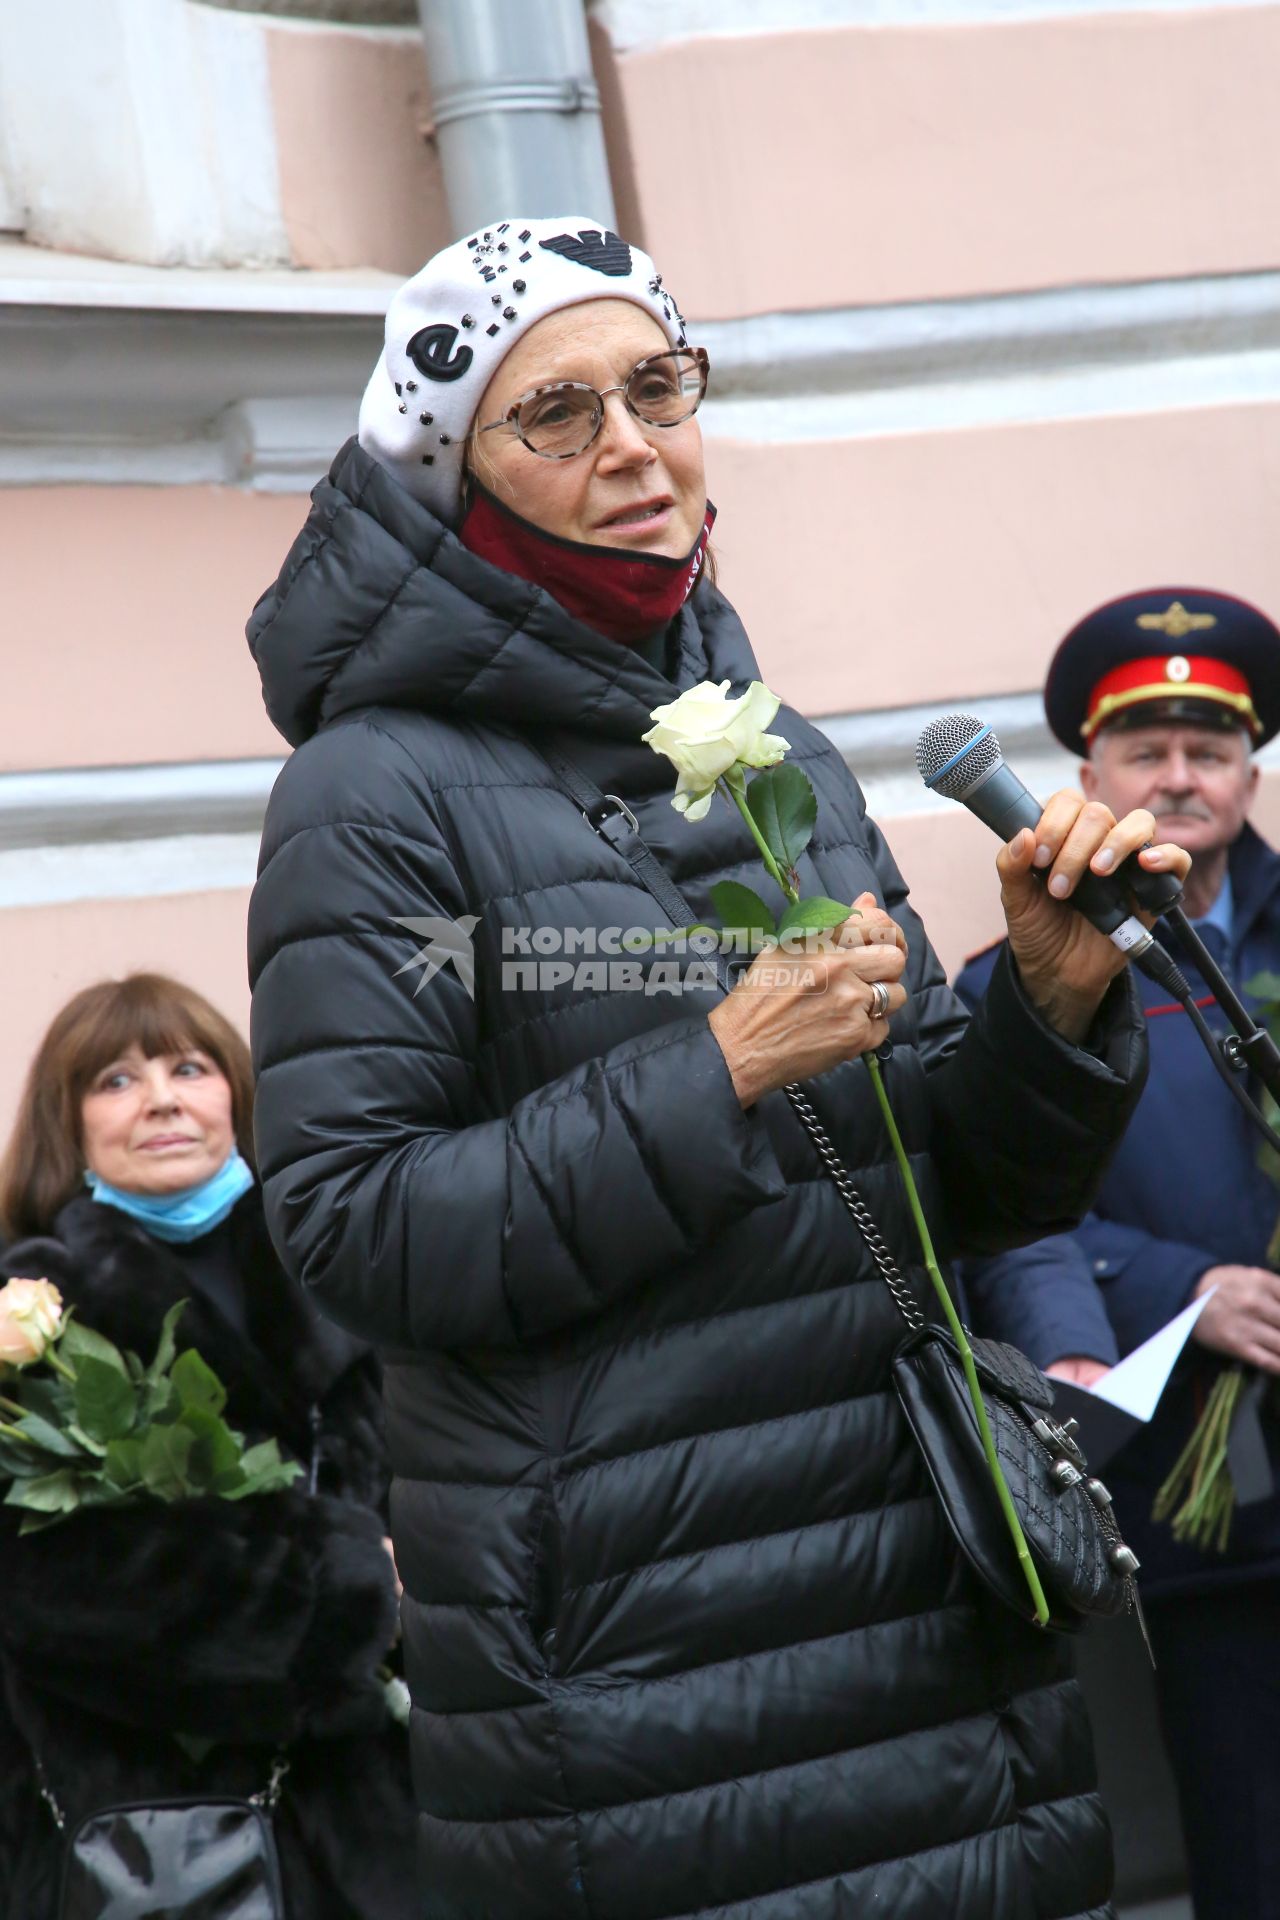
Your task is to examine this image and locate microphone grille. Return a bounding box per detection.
[915,713,1001,797]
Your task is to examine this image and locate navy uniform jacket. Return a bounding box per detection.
[955,822,1280,1597]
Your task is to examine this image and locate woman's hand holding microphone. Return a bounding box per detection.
[710,796,1194,1108]
[997,793,1191,1043]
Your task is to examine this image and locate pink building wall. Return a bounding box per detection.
[607,8,1280,314]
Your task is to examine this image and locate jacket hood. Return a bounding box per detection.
[248,438,754,750]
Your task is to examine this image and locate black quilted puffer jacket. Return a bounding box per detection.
[248,439,1146,1920]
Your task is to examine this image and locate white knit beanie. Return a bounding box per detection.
[358,216,688,525]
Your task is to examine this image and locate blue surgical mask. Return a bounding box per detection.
[85,1150,255,1244]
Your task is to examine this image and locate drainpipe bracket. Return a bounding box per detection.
[429,76,601,128]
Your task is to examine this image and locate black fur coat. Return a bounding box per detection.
[0,1190,418,1919]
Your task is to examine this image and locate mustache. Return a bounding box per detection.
[1152,798,1214,822]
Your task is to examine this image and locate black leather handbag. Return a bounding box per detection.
[893,1326,1138,1630]
[533,738,1145,1638]
[42,1755,288,1920]
[786,1078,1144,1635]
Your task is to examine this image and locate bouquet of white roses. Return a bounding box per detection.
[0,1276,301,1534]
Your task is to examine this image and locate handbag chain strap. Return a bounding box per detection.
[35,1755,66,1833]
[783,1084,926,1333]
[249,1752,291,1812]
[33,1747,290,1832]
[533,736,928,1336]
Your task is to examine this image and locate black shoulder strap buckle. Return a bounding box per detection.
[591,795,640,842]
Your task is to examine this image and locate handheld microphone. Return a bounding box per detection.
[915,714,1186,989]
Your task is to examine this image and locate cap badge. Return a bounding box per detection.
[1137,601,1218,640]
[1165,655,1192,683]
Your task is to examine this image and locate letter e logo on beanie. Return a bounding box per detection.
[407,325,474,384]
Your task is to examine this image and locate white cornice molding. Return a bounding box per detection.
[591,0,1276,49]
[0,238,398,314]
[7,710,1280,910]
[0,760,285,853]
[0,834,264,911]
[5,266,1280,489]
[0,301,379,487]
[697,273,1280,397]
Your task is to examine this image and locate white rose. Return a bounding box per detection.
[0,1277,65,1369]
[383,1673,412,1726]
[642,680,790,821]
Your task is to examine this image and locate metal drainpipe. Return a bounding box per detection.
[416,0,616,238]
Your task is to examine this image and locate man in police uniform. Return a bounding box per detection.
[956,587,1280,1920]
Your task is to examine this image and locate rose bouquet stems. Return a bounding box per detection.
[1150,969,1280,1552]
[644,677,1052,1626]
[1152,1366,1241,1552]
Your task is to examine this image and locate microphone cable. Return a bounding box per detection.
[1143,906,1280,1158]
[1177,991,1280,1158]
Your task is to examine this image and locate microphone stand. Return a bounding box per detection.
[1149,902,1280,1138]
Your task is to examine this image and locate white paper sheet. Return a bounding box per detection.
[1086,1288,1215,1423]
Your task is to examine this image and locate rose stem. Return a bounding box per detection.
[720,771,797,905]
[865,1052,1052,1628]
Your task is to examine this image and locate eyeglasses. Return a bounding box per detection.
[476,347,709,460]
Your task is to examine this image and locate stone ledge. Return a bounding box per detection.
[0,237,397,314]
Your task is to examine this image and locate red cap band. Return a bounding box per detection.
[1082,653,1260,740]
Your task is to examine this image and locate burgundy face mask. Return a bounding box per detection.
[460,485,715,645]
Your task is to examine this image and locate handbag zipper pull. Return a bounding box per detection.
[1128,1578,1157,1669]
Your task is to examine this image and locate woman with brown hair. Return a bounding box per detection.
[0,973,417,1919]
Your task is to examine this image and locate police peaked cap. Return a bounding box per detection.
[1044,587,1280,754]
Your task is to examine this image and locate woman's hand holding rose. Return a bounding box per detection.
[710,892,908,1108]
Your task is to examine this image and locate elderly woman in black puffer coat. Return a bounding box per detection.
[246,219,1191,1920]
[0,974,417,1919]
